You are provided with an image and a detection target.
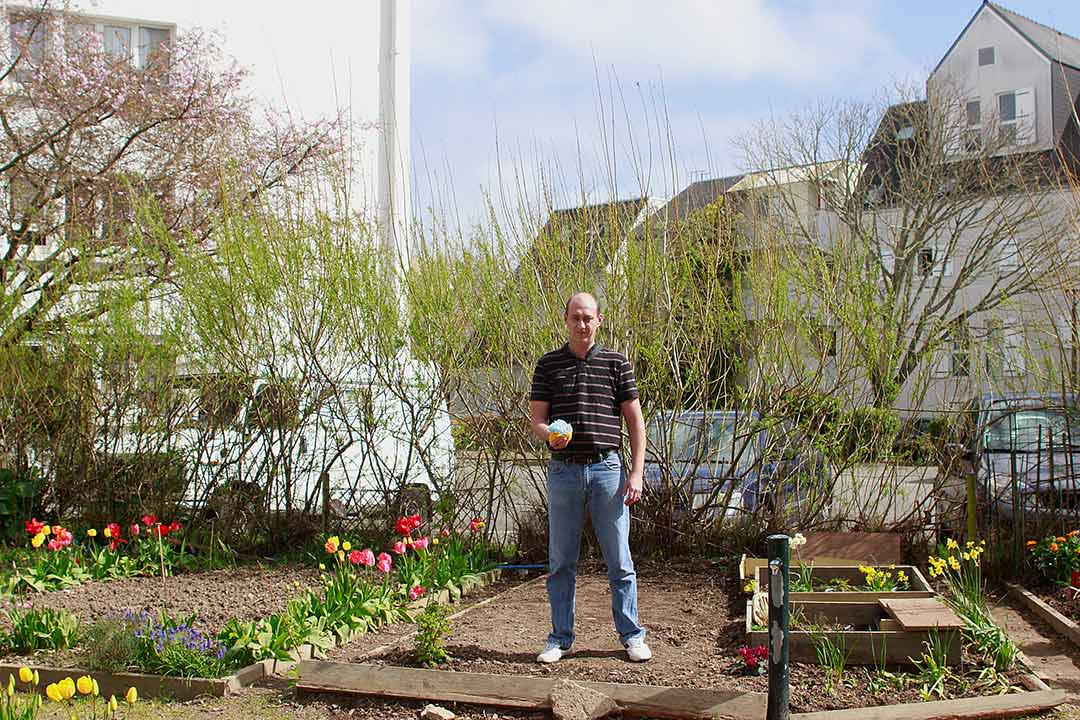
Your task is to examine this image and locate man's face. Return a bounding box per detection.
[564,299,602,346]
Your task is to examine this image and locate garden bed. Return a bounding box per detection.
[755,564,934,602]
[8,565,322,635]
[347,561,1031,713]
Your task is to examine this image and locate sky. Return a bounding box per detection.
[72,0,1080,228]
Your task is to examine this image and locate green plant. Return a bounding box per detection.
[811,632,850,692]
[1027,532,1080,585]
[929,539,1017,671]
[791,563,814,593]
[3,607,80,652]
[80,619,138,673]
[913,631,954,700]
[122,610,236,679]
[858,565,909,591]
[414,601,452,666]
[0,671,42,720]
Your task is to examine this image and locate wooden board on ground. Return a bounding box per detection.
[879,597,965,631]
[790,688,1065,720]
[295,661,765,720]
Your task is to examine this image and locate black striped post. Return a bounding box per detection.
[767,534,790,720]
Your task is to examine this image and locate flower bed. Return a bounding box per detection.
[0,514,501,699]
[753,564,934,602]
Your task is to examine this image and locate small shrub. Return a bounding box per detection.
[4,607,80,652]
[414,602,451,666]
[81,619,138,672]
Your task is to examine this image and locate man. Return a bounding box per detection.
[529,292,650,664]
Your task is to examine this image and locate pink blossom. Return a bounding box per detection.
[409,585,426,601]
[357,549,375,567]
[376,552,392,573]
[412,536,430,551]
[392,541,406,555]
[348,550,362,565]
[130,524,140,536]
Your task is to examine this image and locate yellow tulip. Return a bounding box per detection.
[41,525,50,536]
[125,686,138,705]
[76,675,93,695]
[32,670,39,686]
[18,667,33,684]
[103,527,112,539]
[59,677,75,700]
[87,529,97,538]
[342,541,351,551]
[337,550,345,563]
[109,695,118,713]
[45,684,63,703]
[7,674,14,697]
[92,678,99,696]
[432,538,439,546]
[31,533,44,549]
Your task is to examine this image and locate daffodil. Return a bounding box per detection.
[946,538,958,550]
[949,556,961,571]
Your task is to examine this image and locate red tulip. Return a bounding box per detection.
[408,514,422,531]
[409,585,426,601]
[348,550,362,565]
[168,521,181,533]
[25,519,44,536]
[141,514,157,528]
[468,518,485,533]
[107,523,122,540]
[394,516,413,536]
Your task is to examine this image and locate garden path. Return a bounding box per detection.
[991,596,1080,701]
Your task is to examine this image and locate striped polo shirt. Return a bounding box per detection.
[530,343,639,455]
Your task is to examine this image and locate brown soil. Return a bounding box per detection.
[21,565,321,634]
[358,560,1025,713]
[1033,584,1080,625]
[993,594,1080,701]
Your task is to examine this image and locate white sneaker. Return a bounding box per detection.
[626,638,652,662]
[536,641,568,664]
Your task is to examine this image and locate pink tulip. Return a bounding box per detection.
[376,552,392,573]
[409,585,426,601]
[358,549,375,567]
[392,541,406,555]
[412,536,430,551]
[130,524,140,536]
[348,550,362,565]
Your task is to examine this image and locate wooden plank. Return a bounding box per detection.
[879,598,964,631]
[797,532,902,565]
[791,689,1065,720]
[758,565,934,599]
[1008,583,1080,648]
[793,602,884,626]
[0,663,253,701]
[296,661,765,720]
[747,629,960,666]
[879,619,902,631]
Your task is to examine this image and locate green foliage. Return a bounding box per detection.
[1028,533,1080,585]
[414,602,452,666]
[811,632,851,692]
[80,619,139,673]
[0,674,42,720]
[122,610,237,679]
[3,607,80,652]
[913,632,954,700]
[0,470,40,545]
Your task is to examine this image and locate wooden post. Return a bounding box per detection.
[767,534,789,720]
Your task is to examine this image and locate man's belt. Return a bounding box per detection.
[555,449,617,465]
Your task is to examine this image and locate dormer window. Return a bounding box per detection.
[978,46,995,66]
[896,124,915,141]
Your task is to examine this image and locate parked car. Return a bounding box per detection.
[969,393,1080,523]
[643,410,828,519]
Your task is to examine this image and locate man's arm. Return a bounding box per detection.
[530,400,569,450]
[621,397,645,505]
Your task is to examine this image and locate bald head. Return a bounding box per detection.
[564,292,599,317]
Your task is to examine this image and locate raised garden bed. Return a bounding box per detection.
[1008,583,1080,648]
[755,564,934,602]
[744,599,962,666]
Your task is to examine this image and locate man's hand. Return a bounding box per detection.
[549,434,570,450]
[623,470,644,506]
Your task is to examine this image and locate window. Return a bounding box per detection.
[9,14,46,83]
[9,175,47,246]
[103,25,131,60]
[996,236,1020,273]
[964,100,982,152]
[917,244,952,278]
[978,46,995,66]
[950,323,970,377]
[137,26,169,69]
[896,124,915,141]
[998,88,1034,145]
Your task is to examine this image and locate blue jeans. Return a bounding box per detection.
[546,454,645,648]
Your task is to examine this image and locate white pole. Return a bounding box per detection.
[378,0,411,275]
